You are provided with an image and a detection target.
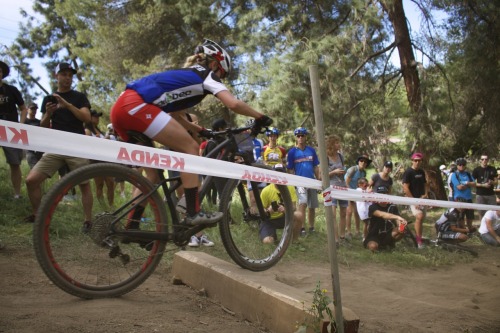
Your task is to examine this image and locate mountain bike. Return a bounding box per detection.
[430,231,479,257]
[33,124,295,299]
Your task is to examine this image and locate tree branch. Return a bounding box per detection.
[349,41,397,78]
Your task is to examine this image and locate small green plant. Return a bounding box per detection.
[300,281,335,333]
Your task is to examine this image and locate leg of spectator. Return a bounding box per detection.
[26,170,49,215]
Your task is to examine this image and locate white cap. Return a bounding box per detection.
[107,123,113,130]
[439,164,446,170]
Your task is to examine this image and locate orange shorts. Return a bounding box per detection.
[110,89,171,142]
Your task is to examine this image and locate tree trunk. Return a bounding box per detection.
[380,0,445,200]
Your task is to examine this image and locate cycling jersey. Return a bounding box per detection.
[111,65,228,141]
[126,65,227,113]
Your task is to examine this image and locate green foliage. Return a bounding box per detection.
[2,0,497,162]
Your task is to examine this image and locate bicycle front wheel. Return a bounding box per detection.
[33,163,169,299]
[218,178,295,271]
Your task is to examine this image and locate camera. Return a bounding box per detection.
[271,201,279,212]
[46,95,57,104]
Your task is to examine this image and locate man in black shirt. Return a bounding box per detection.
[25,63,92,231]
[402,152,429,249]
[0,61,28,199]
[472,154,498,218]
[363,186,408,252]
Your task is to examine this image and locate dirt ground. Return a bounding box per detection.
[1,244,500,333]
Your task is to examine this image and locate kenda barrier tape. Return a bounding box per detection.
[1,120,498,211]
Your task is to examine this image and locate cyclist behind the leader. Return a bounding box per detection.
[110,39,272,226]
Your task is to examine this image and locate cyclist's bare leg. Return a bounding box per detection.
[152,119,222,224]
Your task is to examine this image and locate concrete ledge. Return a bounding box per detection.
[172,251,359,333]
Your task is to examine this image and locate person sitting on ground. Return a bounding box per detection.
[363,186,408,252]
[478,208,500,247]
[259,164,303,243]
[435,198,476,244]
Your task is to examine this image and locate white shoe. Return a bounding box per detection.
[418,243,426,250]
[199,235,214,247]
[188,236,200,247]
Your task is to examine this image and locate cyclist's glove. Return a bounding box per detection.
[251,115,273,136]
[198,128,214,139]
[255,115,273,127]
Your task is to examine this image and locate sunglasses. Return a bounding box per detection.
[457,163,466,166]
[412,159,422,162]
[296,135,305,138]
[359,160,368,163]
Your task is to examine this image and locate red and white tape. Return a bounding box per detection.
[1,120,498,211]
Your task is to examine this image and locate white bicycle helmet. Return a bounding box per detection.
[194,39,232,78]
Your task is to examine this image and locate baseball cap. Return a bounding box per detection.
[90,110,103,117]
[107,123,113,130]
[55,62,77,75]
[0,60,10,79]
[384,161,393,168]
[376,186,389,194]
[411,152,424,160]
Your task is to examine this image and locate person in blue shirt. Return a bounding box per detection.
[110,39,272,226]
[286,127,320,236]
[449,158,477,230]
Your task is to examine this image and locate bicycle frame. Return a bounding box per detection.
[106,126,270,245]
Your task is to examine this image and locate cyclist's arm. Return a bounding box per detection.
[215,90,264,118]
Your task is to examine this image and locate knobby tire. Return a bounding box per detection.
[218,175,295,271]
[33,163,169,299]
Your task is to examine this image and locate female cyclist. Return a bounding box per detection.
[110,39,272,226]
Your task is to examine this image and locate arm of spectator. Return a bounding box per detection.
[53,93,91,123]
[18,104,27,124]
[402,182,413,198]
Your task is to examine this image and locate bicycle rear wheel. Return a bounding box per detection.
[218,178,295,271]
[33,163,169,299]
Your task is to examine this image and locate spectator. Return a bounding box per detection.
[259,164,303,243]
[25,62,92,230]
[449,157,476,230]
[24,102,43,169]
[355,177,371,242]
[369,161,394,193]
[110,40,271,226]
[286,127,320,236]
[402,152,429,249]
[478,209,500,246]
[262,127,286,166]
[363,186,407,252]
[345,154,371,240]
[446,163,457,201]
[472,154,498,218]
[0,60,28,199]
[202,118,229,204]
[435,198,475,244]
[85,110,115,207]
[325,134,348,245]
